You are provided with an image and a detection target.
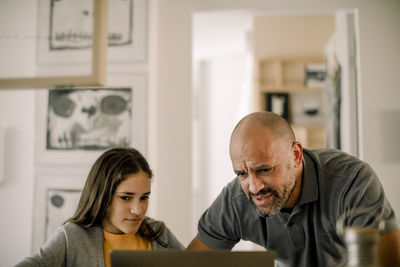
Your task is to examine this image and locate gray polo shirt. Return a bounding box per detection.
[196,148,398,267]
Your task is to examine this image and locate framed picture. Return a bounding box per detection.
[265,92,290,122]
[46,88,132,150]
[37,0,147,65]
[32,174,86,253]
[292,91,325,125]
[305,63,327,88]
[35,74,147,166]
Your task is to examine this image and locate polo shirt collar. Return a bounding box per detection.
[295,149,319,207]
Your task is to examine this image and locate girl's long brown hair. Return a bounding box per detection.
[66,147,165,241]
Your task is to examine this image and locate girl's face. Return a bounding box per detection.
[102,171,151,234]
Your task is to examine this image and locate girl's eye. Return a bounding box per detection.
[120,196,131,200]
[141,196,149,201]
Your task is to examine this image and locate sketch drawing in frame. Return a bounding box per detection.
[305,63,327,88]
[35,74,147,166]
[32,174,85,253]
[47,87,132,151]
[265,92,290,122]
[45,189,81,242]
[37,0,147,65]
[292,91,325,125]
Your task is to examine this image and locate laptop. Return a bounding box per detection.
[110,250,276,267]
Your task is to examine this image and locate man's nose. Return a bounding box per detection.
[248,173,264,195]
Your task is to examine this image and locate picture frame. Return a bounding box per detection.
[37,0,147,66]
[305,63,327,88]
[34,74,147,166]
[31,174,86,253]
[0,0,108,89]
[265,92,290,122]
[292,91,325,125]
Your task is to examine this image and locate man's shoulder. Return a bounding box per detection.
[305,148,360,163]
[304,148,368,178]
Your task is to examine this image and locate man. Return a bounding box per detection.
[187,111,400,266]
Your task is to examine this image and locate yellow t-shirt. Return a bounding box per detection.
[103,230,152,267]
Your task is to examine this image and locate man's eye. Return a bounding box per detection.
[236,172,247,178]
[141,196,149,201]
[258,168,272,175]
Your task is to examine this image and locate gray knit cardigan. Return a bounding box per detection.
[15,217,184,267]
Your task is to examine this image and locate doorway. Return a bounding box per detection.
[192,9,360,250]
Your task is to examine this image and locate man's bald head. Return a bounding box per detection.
[229,112,303,215]
[231,111,296,145]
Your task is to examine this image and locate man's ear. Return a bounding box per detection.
[292,141,303,168]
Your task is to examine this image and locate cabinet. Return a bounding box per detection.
[256,57,327,148]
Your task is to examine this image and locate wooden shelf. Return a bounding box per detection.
[293,125,327,149]
[257,57,327,148]
[259,85,324,93]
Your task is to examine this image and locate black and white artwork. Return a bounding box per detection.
[32,175,86,252]
[292,91,325,125]
[45,189,81,241]
[37,0,147,64]
[265,93,290,122]
[35,75,147,166]
[47,88,132,150]
[49,0,133,50]
[305,63,327,88]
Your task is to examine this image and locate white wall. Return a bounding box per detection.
[356,0,400,221]
[192,54,251,225]
[0,1,36,266]
[192,10,253,233]
[0,90,35,266]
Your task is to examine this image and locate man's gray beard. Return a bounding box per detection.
[252,178,296,217]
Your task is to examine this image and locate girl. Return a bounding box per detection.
[17,147,184,267]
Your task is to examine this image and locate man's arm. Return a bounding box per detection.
[378,229,400,267]
[186,237,213,250]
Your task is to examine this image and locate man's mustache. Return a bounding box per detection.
[250,188,280,199]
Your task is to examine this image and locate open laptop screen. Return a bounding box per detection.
[110,250,276,267]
